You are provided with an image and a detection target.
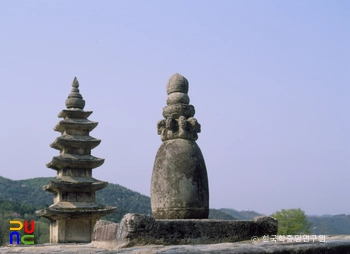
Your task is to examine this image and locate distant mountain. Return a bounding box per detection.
[2,176,349,236]
[320,214,333,218]
[218,208,264,220]
[0,176,151,222]
[308,214,350,235]
[0,176,235,222]
[95,179,151,221]
[0,176,52,207]
[209,209,237,220]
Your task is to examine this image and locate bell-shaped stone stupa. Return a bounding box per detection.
[150,73,209,219]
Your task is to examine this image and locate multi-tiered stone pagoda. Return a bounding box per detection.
[36,77,115,243]
[150,73,209,219]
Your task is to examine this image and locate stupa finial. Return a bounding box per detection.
[158,73,200,141]
[166,73,189,95]
[65,77,85,109]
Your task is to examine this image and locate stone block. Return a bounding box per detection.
[93,220,118,242]
[92,213,278,248]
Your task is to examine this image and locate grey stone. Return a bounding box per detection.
[92,213,277,248]
[2,236,350,253]
[166,73,189,95]
[151,73,209,219]
[35,77,116,243]
[151,139,209,219]
[253,216,279,236]
[65,77,85,109]
[166,92,190,105]
[93,220,118,242]
[162,103,195,119]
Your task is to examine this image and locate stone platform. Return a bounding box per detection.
[1,236,350,253]
[93,213,278,248]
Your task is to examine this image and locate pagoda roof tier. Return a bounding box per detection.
[35,203,116,220]
[47,154,104,170]
[54,119,98,133]
[58,109,93,119]
[55,175,104,183]
[50,135,101,151]
[43,178,108,194]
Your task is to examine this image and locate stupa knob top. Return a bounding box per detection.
[166,73,189,95]
[65,77,85,109]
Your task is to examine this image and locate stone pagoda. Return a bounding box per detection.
[150,73,209,219]
[36,77,116,243]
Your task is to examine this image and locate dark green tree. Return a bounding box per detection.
[0,214,5,246]
[271,208,312,235]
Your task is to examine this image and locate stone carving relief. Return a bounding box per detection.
[157,115,201,141]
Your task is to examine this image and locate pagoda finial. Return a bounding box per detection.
[65,77,85,109]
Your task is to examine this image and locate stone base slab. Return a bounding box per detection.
[93,213,278,248]
[2,236,350,253]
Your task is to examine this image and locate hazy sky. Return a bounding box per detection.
[0,1,349,216]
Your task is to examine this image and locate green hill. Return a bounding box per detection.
[0,176,153,245]
[308,214,350,235]
[2,175,349,245]
[0,176,237,224]
[219,208,264,220]
[0,176,52,207]
[0,200,51,245]
[0,176,152,223]
[209,209,237,220]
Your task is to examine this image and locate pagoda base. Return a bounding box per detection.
[51,218,96,243]
[36,205,116,243]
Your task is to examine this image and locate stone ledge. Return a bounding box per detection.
[1,236,350,253]
[93,213,278,248]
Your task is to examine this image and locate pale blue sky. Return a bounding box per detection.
[0,1,349,216]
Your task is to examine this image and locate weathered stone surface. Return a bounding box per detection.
[92,214,277,248]
[151,73,209,219]
[65,77,85,109]
[2,236,350,253]
[93,220,118,242]
[253,216,279,236]
[151,139,209,219]
[166,92,190,105]
[162,104,195,119]
[166,73,189,94]
[35,77,116,243]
